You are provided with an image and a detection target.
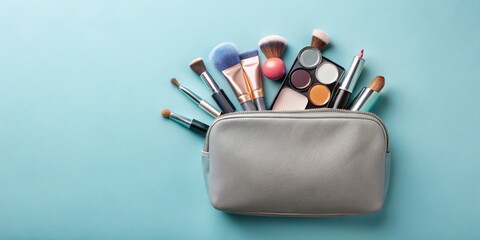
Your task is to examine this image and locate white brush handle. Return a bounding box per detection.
[199,100,221,118]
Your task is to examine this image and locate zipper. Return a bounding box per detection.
[204,109,390,153]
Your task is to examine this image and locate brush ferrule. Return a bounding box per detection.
[240,55,264,99]
[200,72,220,93]
[349,87,380,112]
[221,63,254,104]
[340,56,365,92]
[180,86,202,103]
[169,112,192,128]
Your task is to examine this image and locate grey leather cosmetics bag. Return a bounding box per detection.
[202,109,390,216]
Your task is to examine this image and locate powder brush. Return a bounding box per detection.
[258,35,287,80]
[210,42,256,111]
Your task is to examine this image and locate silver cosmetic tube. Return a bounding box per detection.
[340,56,365,92]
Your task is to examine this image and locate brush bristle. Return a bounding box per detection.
[209,43,240,71]
[311,29,330,50]
[170,78,180,88]
[369,76,385,93]
[189,57,206,75]
[258,35,287,58]
[161,109,171,118]
[239,50,259,60]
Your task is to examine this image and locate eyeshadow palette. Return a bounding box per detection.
[270,46,345,110]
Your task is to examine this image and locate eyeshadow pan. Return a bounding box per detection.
[272,87,308,111]
[298,48,322,68]
[290,69,311,90]
[308,84,331,106]
[315,62,339,85]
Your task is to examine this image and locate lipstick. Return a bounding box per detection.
[329,49,365,109]
[349,76,385,112]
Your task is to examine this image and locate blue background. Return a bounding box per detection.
[1,0,479,239]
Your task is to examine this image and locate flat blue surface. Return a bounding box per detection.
[1,0,479,239]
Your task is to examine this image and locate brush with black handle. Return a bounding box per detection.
[190,58,236,113]
[161,108,209,135]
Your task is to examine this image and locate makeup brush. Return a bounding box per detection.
[189,58,236,113]
[311,29,331,51]
[210,42,256,111]
[161,108,210,135]
[170,78,221,118]
[239,50,266,110]
[258,35,287,80]
[349,76,385,112]
[368,76,385,92]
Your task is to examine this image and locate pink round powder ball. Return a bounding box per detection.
[262,58,285,80]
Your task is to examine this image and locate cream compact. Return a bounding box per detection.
[270,46,345,110]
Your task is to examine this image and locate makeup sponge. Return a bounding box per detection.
[262,58,286,80]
